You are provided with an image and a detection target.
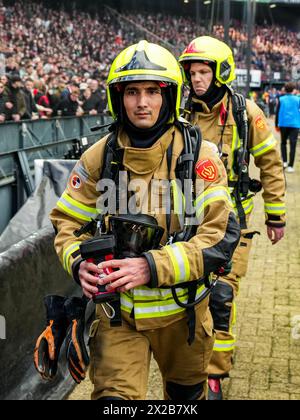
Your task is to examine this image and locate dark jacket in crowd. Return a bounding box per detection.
[23,88,38,119]
[5,85,26,118]
[0,91,11,120]
[83,90,103,114]
[55,97,79,117]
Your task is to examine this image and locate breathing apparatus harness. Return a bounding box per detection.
[184,89,262,231]
[75,121,221,344]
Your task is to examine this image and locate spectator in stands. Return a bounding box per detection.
[85,79,104,115]
[22,62,38,81]
[23,78,39,120]
[0,75,9,87]
[0,0,298,120]
[55,86,83,117]
[5,56,19,76]
[82,87,94,115]
[276,82,300,173]
[33,80,53,119]
[0,81,10,123]
[5,74,26,122]
[47,76,63,109]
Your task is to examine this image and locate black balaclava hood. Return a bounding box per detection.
[191,62,227,111]
[121,87,172,149]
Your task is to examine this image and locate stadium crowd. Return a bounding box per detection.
[0,0,299,122]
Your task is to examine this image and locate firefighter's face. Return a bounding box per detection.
[123,81,163,129]
[190,62,213,97]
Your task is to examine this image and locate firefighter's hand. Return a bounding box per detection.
[267,226,285,245]
[98,257,151,293]
[78,260,101,299]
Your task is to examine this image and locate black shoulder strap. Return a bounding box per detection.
[231,92,248,151]
[174,120,202,184]
[231,92,250,230]
[189,124,202,183]
[100,130,124,214]
[100,131,119,180]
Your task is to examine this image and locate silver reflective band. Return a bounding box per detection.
[250,135,277,157]
[63,242,81,273]
[0,315,6,340]
[169,244,189,283]
[213,341,235,351]
[196,188,232,216]
[120,295,134,310]
[58,195,98,220]
[133,287,184,299]
[265,204,286,213]
[74,162,89,182]
[133,286,209,315]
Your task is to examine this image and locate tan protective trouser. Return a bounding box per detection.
[89,305,215,400]
[208,228,254,378]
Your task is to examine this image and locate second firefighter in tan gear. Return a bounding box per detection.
[50,41,240,400]
[179,36,286,394]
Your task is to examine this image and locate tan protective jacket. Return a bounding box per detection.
[50,125,240,331]
[190,92,286,227]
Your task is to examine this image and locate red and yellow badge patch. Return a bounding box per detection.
[70,174,82,190]
[195,159,218,182]
[255,115,266,130]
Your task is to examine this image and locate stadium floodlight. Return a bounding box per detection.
[270,3,277,7]
[204,0,212,5]
[184,0,189,3]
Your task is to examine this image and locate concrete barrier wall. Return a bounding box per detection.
[0,227,80,400]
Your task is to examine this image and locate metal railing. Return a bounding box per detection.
[0,114,112,234]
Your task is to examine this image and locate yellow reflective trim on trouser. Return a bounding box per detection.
[213,339,236,352]
[133,284,208,319]
[165,243,190,284]
[264,202,286,215]
[57,192,99,221]
[232,301,237,328]
[250,134,277,158]
[195,186,233,218]
[63,242,81,274]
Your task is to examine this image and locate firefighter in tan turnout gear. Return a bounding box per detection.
[50,40,240,400]
[179,36,286,400]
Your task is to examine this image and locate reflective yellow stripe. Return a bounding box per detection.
[57,192,99,221]
[133,286,189,302]
[133,284,208,319]
[229,126,241,182]
[171,180,185,215]
[250,134,277,158]
[213,339,236,352]
[165,243,190,284]
[232,196,254,216]
[231,302,237,329]
[264,202,286,215]
[195,186,233,218]
[120,293,134,313]
[63,242,81,274]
